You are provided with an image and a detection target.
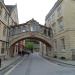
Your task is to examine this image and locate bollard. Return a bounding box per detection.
[0,58,1,68]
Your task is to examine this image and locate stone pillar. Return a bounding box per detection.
[10,45,15,57]
[43,44,47,56]
[39,42,43,56]
[14,44,18,56]
[39,42,47,56]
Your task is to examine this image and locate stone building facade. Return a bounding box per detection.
[0,0,18,59]
[45,0,75,60]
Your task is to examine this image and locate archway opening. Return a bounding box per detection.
[9,37,52,57]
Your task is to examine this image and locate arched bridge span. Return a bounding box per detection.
[8,19,53,47]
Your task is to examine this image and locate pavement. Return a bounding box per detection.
[43,55,75,66]
[4,53,75,75]
[0,55,21,70]
[1,54,75,71]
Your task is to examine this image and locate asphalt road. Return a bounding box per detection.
[4,53,75,75]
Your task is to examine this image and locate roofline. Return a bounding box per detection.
[5,4,17,14]
[0,2,18,25]
[0,2,9,13]
[9,19,50,29]
[45,0,63,21]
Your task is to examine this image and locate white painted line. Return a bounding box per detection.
[4,58,25,75]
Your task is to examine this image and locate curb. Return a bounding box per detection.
[0,56,22,72]
[43,56,75,67]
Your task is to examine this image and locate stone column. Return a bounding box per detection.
[39,42,43,56]
[43,44,47,56]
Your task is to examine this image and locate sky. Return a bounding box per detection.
[4,0,57,25]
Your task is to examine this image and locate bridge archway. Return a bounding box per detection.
[8,19,53,56]
[9,32,53,47]
[9,32,53,57]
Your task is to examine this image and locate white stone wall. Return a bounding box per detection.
[45,0,75,60]
[0,2,19,58]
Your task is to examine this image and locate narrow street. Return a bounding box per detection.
[4,53,75,75]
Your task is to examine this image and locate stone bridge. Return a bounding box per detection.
[8,19,53,48]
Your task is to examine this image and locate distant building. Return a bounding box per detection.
[0,0,19,59]
[45,0,75,60]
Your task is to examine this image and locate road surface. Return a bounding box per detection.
[4,53,75,75]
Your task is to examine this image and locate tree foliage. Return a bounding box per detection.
[25,42,34,50]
